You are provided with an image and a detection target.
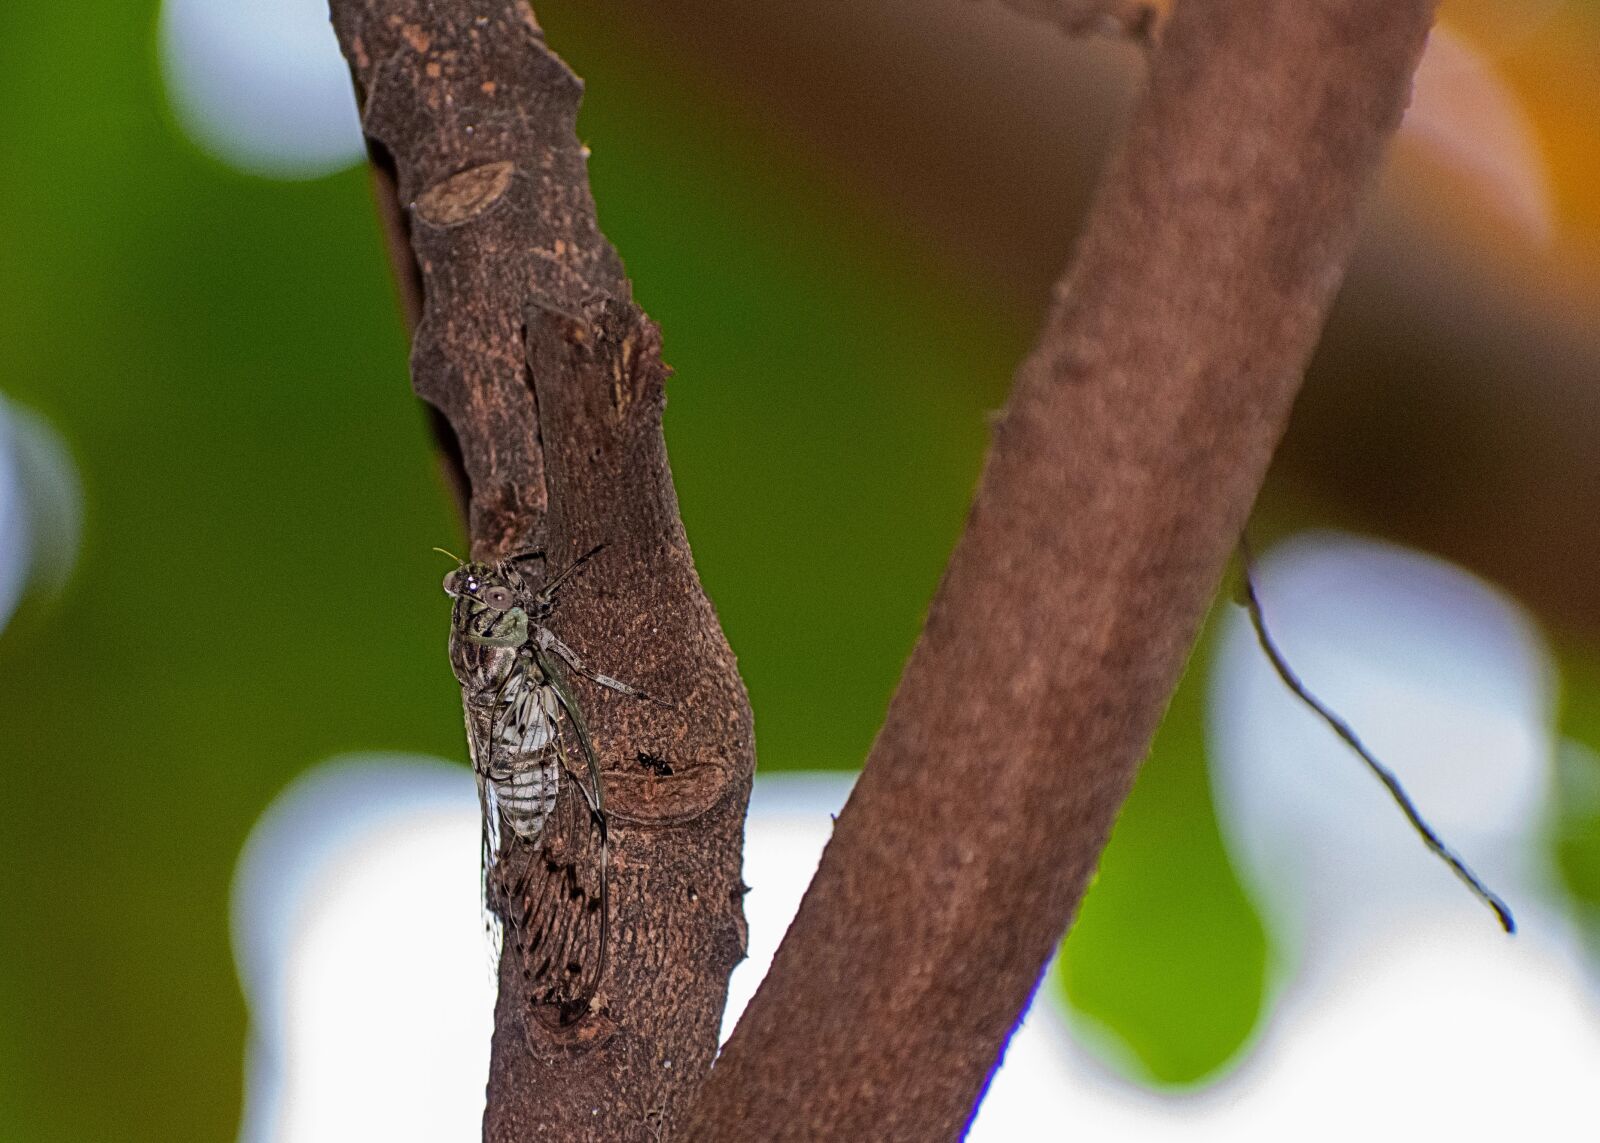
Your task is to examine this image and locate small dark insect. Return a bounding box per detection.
[635,750,674,777]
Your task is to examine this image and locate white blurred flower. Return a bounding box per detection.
[158,0,364,180]
[0,406,25,628]
[721,772,854,1041]
[0,397,80,632]
[1203,531,1600,1110]
[233,755,493,1143]
[238,609,1600,1143]
[233,764,1087,1141]
[1210,531,1555,976]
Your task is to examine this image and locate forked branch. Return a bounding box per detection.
[335,0,1439,1138]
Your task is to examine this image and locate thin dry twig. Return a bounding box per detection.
[1235,534,1515,932]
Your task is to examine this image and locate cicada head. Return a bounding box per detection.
[443,560,530,649]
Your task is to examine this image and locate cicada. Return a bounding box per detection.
[442,546,663,1020]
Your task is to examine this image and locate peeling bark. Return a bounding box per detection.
[330,4,753,1138]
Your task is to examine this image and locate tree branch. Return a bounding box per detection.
[329,3,753,1138]
[986,0,1163,44]
[682,0,1436,1138]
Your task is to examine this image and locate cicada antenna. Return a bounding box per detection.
[536,543,606,603]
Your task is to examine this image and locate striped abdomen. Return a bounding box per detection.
[488,669,564,844]
[492,754,561,843]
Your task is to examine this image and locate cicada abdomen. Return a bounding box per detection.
[483,658,563,851]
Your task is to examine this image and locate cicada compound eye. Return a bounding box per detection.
[483,586,515,611]
[442,568,462,597]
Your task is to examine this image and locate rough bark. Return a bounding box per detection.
[682,0,1437,1139]
[329,4,753,1139]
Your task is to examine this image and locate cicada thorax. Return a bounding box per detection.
[448,624,516,701]
[445,564,530,694]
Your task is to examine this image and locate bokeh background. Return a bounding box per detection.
[2,0,1598,1139]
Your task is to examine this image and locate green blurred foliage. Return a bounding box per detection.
[1551,648,1600,923]
[1056,612,1268,1086]
[0,3,1269,1139]
[0,4,458,1140]
[547,9,1021,772]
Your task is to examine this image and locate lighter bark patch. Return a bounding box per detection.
[606,762,735,826]
[415,161,516,227]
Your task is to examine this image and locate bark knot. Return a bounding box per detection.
[414,160,516,227]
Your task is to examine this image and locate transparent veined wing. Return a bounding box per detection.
[490,651,609,1021]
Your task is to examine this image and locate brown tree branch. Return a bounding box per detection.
[329,3,753,1138]
[984,0,1163,44]
[682,0,1436,1138]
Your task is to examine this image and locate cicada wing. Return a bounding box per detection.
[493,681,608,1020]
[535,646,610,1009]
[457,691,505,966]
[477,771,505,969]
[535,647,605,819]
